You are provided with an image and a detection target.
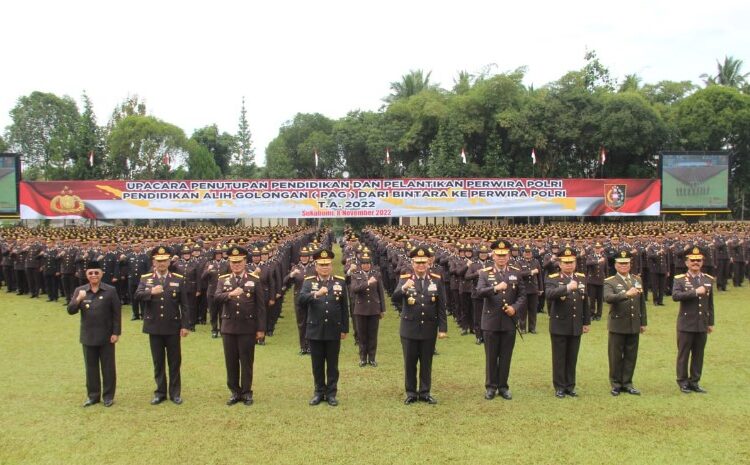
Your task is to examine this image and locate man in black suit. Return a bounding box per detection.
[298,248,349,406]
[67,260,121,407]
[135,246,190,405]
[391,246,448,404]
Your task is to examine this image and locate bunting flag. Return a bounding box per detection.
[88,151,94,167]
[163,152,170,166]
[460,148,467,164]
[385,148,391,165]
[600,147,607,165]
[314,150,319,168]
[531,148,536,165]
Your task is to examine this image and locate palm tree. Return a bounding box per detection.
[452,70,473,95]
[701,55,750,88]
[384,69,434,102]
[618,73,642,92]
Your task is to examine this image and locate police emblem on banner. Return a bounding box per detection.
[604,184,626,210]
[50,186,85,214]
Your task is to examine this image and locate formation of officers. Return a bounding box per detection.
[0,220,729,407]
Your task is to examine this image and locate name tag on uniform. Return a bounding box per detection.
[333,283,342,292]
[169,282,180,287]
[224,279,232,286]
[245,281,254,288]
[311,282,319,290]
[508,275,517,281]
[428,283,437,292]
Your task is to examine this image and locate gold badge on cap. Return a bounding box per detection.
[693,247,700,255]
[321,251,329,258]
[159,247,165,254]
[232,249,239,256]
[417,249,425,257]
[620,251,627,258]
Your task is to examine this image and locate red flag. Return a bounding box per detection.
[314,150,319,168]
[162,152,170,166]
[88,150,94,167]
[531,148,536,165]
[460,147,467,164]
[385,148,391,165]
[600,147,606,165]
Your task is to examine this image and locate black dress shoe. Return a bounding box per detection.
[565,389,578,397]
[103,399,114,407]
[529,329,537,334]
[151,396,166,405]
[484,389,496,400]
[624,387,641,395]
[130,315,139,321]
[475,337,483,345]
[309,394,324,406]
[691,385,708,394]
[610,388,621,396]
[327,396,339,406]
[226,395,241,406]
[83,398,100,407]
[257,339,266,346]
[298,350,307,355]
[419,395,437,404]
[404,396,418,404]
[243,397,254,406]
[679,385,693,394]
[460,329,469,336]
[498,389,512,400]
[555,390,566,399]
[358,360,367,367]
[368,360,378,367]
[211,331,219,339]
[171,397,183,405]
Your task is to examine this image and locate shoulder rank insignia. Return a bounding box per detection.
[704,273,715,280]
[509,265,520,271]
[334,275,345,280]
[304,275,316,280]
[172,273,184,278]
[218,274,230,279]
[674,274,685,279]
[482,266,492,272]
[575,272,585,277]
[548,273,560,278]
[400,273,411,279]
[250,271,260,279]
[430,272,441,279]
[604,276,616,281]
[141,273,153,278]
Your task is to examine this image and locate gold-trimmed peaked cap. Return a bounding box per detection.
[560,246,577,263]
[686,245,705,260]
[151,246,172,261]
[408,246,432,263]
[489,239,510,256]
[614,250,632,263]
[227,246,248,262]
[314,248,334,265]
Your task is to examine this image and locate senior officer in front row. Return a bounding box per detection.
[135,246,190,405]
[603,250,647,396]
[298,248,349,406]
[476,239,526,400]
[545,246,591,398]
[672,245,715,394]
[391,246,448,405]
[214,246,266,406]
[68,260,121,407]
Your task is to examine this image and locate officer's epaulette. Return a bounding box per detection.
[605,275,616,281]
[304,275,316,280]
[250,270,260,279]
[575,272,585,277]
[172,273,184,278]
[219,273,231,279]
[548,273,559,278]
[482,266,492,272]
[400,273,411,278]
[674,274,685,279]
[704,273,715,280]
[141,273,152,278]
[509,265,520,271]
[334,275,345,280]
[430,272,441,279]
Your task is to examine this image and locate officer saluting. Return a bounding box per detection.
[391,246,448,405]
[298,248,349,406]
[603,250,647,396]
[545,246,591,398]
[672,245,715,394]
[215,246,266,406]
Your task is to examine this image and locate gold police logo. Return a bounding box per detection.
[620,251,627,258]
[50,186,85,214]
[158,247,166,254]
[321,251,329,258]
[693,247,700,255]
[604,184,627,210]
[232,249,239,256]
[417,249,425,257]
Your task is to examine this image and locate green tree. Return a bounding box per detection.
[186,139,222,179]
[265,113,336,178]
[66,91,106,180]
[6,91,80,180]
[232,96,256,178]
[701,55,750,88]
[384,69,438,103]
[0,135,8,153]
[619,74,642,93]
[334,111,389,178]
[107,115,186,179]
[191,125,235,176]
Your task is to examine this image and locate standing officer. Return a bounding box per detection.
[603,251,647,396]
[298,248,349,406]
[517,245,542,334]
[135,246,190,405]
[476,240,526,400]
[214,246,266,406]
[284,246,314,354]
[67,260,121,407]
[545,246,591,398]
[672,246,715,394]
[391,246,448,405]
[586,242,607,320]
[350,252,386,367]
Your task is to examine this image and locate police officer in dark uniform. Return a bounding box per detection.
[298,248,349,406]
[391,246,448,405]
[603,250,647,396]
[285,246,314,354]
[545,246,591,398]
[215,246,266,406]
[67,260,121,407]
[128,244,151,320]
[672,245,715,394]
[517,245,542,333]
[476,239,526,400]
[135,246,190,405]
[586,241,607,320]
[350,252,386,367]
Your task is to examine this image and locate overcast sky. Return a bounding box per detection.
[2,0,748,166]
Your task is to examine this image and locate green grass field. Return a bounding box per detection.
[1,258,749,465]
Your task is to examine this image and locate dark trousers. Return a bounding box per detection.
[550,334,581,391]
[184,293,197,328]
[676,331,708,388]
[716,259,730,290]
[483,330,516,390]
[25,268,40,296]
[355,314,380,362]
[15,269,27,294]
[196,291,207,323]
[82,343,116,402]
[309,339,341,397]
[732,262,745,287]
[458,292,472,331]
[128,280,142,318]
[149,334,182,399]
[608,332,640,389]
[2,266,15,291]
[294,300,309,351]
[519,293,538,331]
[208,294,220,331]
[43,274,58,300]
[471,298,483,335]
[61,274,75,302]
[222,333,256,398]
[587,284,603,317]
[401,336,437,397]
[650,273,667,304]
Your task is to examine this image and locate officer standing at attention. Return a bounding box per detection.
[68,260,121,407]
[298,248,349,406]
[349,252,386,367]
[603,250,647,396]
[391,246,448,405]
[214,246,266,406]
[545,246,591,398]
[672,245,715,394]
[476,240,526,400]
[135,246,190,405]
